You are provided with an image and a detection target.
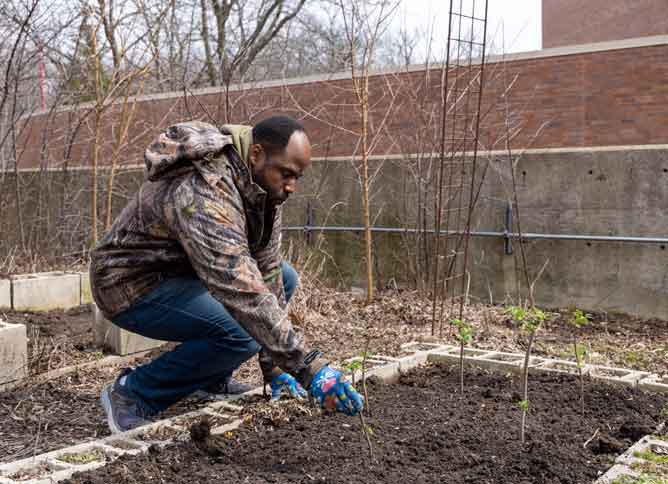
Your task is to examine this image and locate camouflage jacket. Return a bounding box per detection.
[90,121,325,386]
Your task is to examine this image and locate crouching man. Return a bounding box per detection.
[90,116,363,433]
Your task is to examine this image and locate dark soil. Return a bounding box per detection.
[0,354,218,463]
[63,364,668,484]
[1,305,106,375]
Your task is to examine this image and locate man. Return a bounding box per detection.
[91,116,363,433]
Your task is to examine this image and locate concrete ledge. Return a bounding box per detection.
[11,272,80,311]
[0,321,27,385]
[0,280,10,309]
[93,304,164,356]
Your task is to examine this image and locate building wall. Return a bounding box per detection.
[13,37,668,172]
[543,0,668,48]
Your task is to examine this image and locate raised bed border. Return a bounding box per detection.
[0,342,665,484]
[0,272,91,312]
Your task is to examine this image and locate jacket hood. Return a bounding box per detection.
[144,121,253,181]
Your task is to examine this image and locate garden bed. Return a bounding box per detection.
[1,290,668,466]
[61,364,668,484]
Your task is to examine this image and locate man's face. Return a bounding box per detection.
[249,130,311,206]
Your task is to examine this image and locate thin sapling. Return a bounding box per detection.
[568,308,591,417]
[507,305,547,444]
[451,318,474,394]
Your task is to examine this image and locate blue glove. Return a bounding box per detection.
[270,372,307,401]
[308,366,364,416]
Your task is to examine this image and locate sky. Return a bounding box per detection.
[395,0,542,59]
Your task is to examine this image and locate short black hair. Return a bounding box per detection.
[252,116,305,157]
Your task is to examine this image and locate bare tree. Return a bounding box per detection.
[340,0,399,303]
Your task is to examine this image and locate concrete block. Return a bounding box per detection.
[400,342,453,353]
[0,458,68,483]
[469,351,526,373]
[397,352,430,373]
[536,359,590,376]
[594,464,638,484]
[0,279,10,309]
[589,365,652,388]
[638,374,668,394]
[93,304,164,356]
[11,272,80,311]
[80,272,93,305]
[367,362,400,383]
[0,320,27,385]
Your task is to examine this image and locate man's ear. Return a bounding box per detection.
[249,143,265,169]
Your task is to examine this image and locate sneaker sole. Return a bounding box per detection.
[100,385,123,434]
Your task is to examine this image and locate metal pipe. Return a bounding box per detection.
[282,225,668,244]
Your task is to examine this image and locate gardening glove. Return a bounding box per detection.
[308,366,364,416]
[270,372,307,401]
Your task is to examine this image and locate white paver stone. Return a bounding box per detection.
[0,321,27,385]
[0,279,10,309]
[94,304,164,356]
[11,272,80,311]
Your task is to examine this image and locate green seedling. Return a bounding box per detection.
[506,305,547,445]
[343,359,363,386]
[517,400,529,412]
[568,308,592,417]
[451,318,474,394]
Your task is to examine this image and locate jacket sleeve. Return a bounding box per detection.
[166,172,324,387]
[253,208,286,383]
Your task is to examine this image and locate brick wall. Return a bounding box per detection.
[543,0,668,48]
[14,40,668,171]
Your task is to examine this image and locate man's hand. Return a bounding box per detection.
[308,366,364,416]
[270,372,307,401]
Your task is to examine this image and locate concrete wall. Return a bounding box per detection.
[543,0,668,48]
[289,146,668,319]
[1,146,666,319]
[470,147,668,318]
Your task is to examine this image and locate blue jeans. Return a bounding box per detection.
[112,261,298,415]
